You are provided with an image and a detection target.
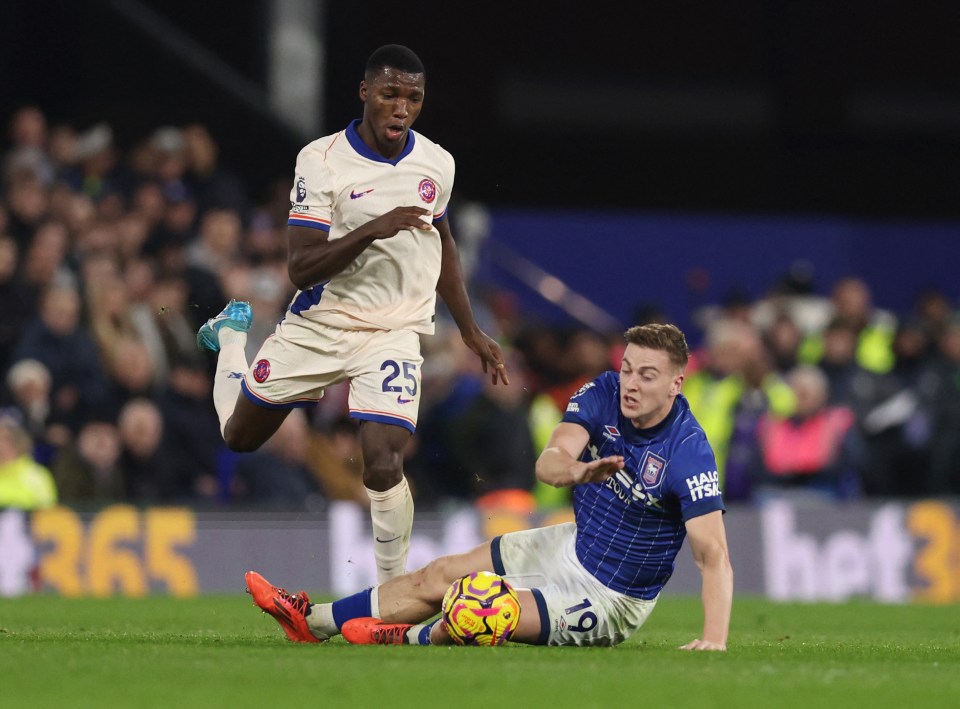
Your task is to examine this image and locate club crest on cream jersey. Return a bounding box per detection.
[286,119,455,335]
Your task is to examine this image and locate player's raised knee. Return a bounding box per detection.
[414,555,462,599]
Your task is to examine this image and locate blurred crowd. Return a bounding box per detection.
[1,105,959,516]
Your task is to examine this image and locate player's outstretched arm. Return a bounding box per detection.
[681,510,733,651]
[287,207,432,288]
[536,423,624,488]
[434,219,508,385]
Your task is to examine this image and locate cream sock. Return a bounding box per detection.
[366,476,414,583]
[306,602,338,639]
[213,329,248,437]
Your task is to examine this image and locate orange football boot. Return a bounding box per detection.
[245,570,325,643]
[341,617,413,645]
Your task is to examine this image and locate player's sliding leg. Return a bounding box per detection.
[342,588,544,645]
[196,300,254,436]
[359,422,415,583]
[340,616,445,645]
[246,570,421,644]
[246,543,498,644]
[336,545,497,645]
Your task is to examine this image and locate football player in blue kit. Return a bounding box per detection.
[245,323,733,649]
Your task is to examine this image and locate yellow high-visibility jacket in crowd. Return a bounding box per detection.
[0,455,58,510]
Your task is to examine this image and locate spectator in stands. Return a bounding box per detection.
[115,211,151,261]
[117,397,165,500]
[130,180,166,228]
[146,186,227,330]
[3,359,53,459]
[185,207,243,281]
[182,123,248,220]
[18,221,70,317]
[799,276,896,374]
[157,355,221,503]
[4,106,47,157]
[61,192,96,245]
[102,338,159,417]
[243,209,287,265]
[303,415,368,506]
[2,106,53,189]
[148,179,198,254]
[764,311,803,375]
[0,412,57,510]
[406,327,485,507]
[912,287,953,347]
[928,317,960,494]
[232,409,322,508]
[4,173,48,245]
[546,329,611,412]
[818,317,874,407]
[84,270,142,374]
[12,282,109,436]
[50,419,125,503]
[0,234,31,371]
[61,123,128,203]
[446,350,536,510]
[684,319,794,495]
[129,273,204,386]
[527,329,610,508]
[856,318,937,496]
[46,123,78,180]
[117,397,204,502]
[722,332,793,502]
[513,325,565,396]
[752,365,865,501]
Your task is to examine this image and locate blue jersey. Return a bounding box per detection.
[561,371,724,599]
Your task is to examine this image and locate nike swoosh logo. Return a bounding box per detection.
[396,396,414,404]
[375,535,401,544]
[350,188,374,199]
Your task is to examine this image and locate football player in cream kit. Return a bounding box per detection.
[197,45,508,582]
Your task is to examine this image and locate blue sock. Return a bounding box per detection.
[408,618,440,646]
[331,588,373,630]
[418,620,437,645]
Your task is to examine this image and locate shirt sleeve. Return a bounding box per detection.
[288,144,334,232]
[432,150,455,222]
[664,433,726,521]
[560,376,611,442]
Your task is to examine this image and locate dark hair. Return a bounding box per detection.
[365,45,425,79]
[623,323,690,371]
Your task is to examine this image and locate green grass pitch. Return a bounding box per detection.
[2,594,958,708]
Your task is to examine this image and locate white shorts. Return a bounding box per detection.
[240,315,423,432]
[493,522,657,646]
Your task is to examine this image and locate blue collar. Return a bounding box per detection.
[624,397,682,442]
[345,119,416,165]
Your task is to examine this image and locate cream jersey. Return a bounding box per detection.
[287,119,455,334]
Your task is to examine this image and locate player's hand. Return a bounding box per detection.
[366,206,433,239]
[462,330,509,385]
[572,455,624,485]
[679,638,727,651]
